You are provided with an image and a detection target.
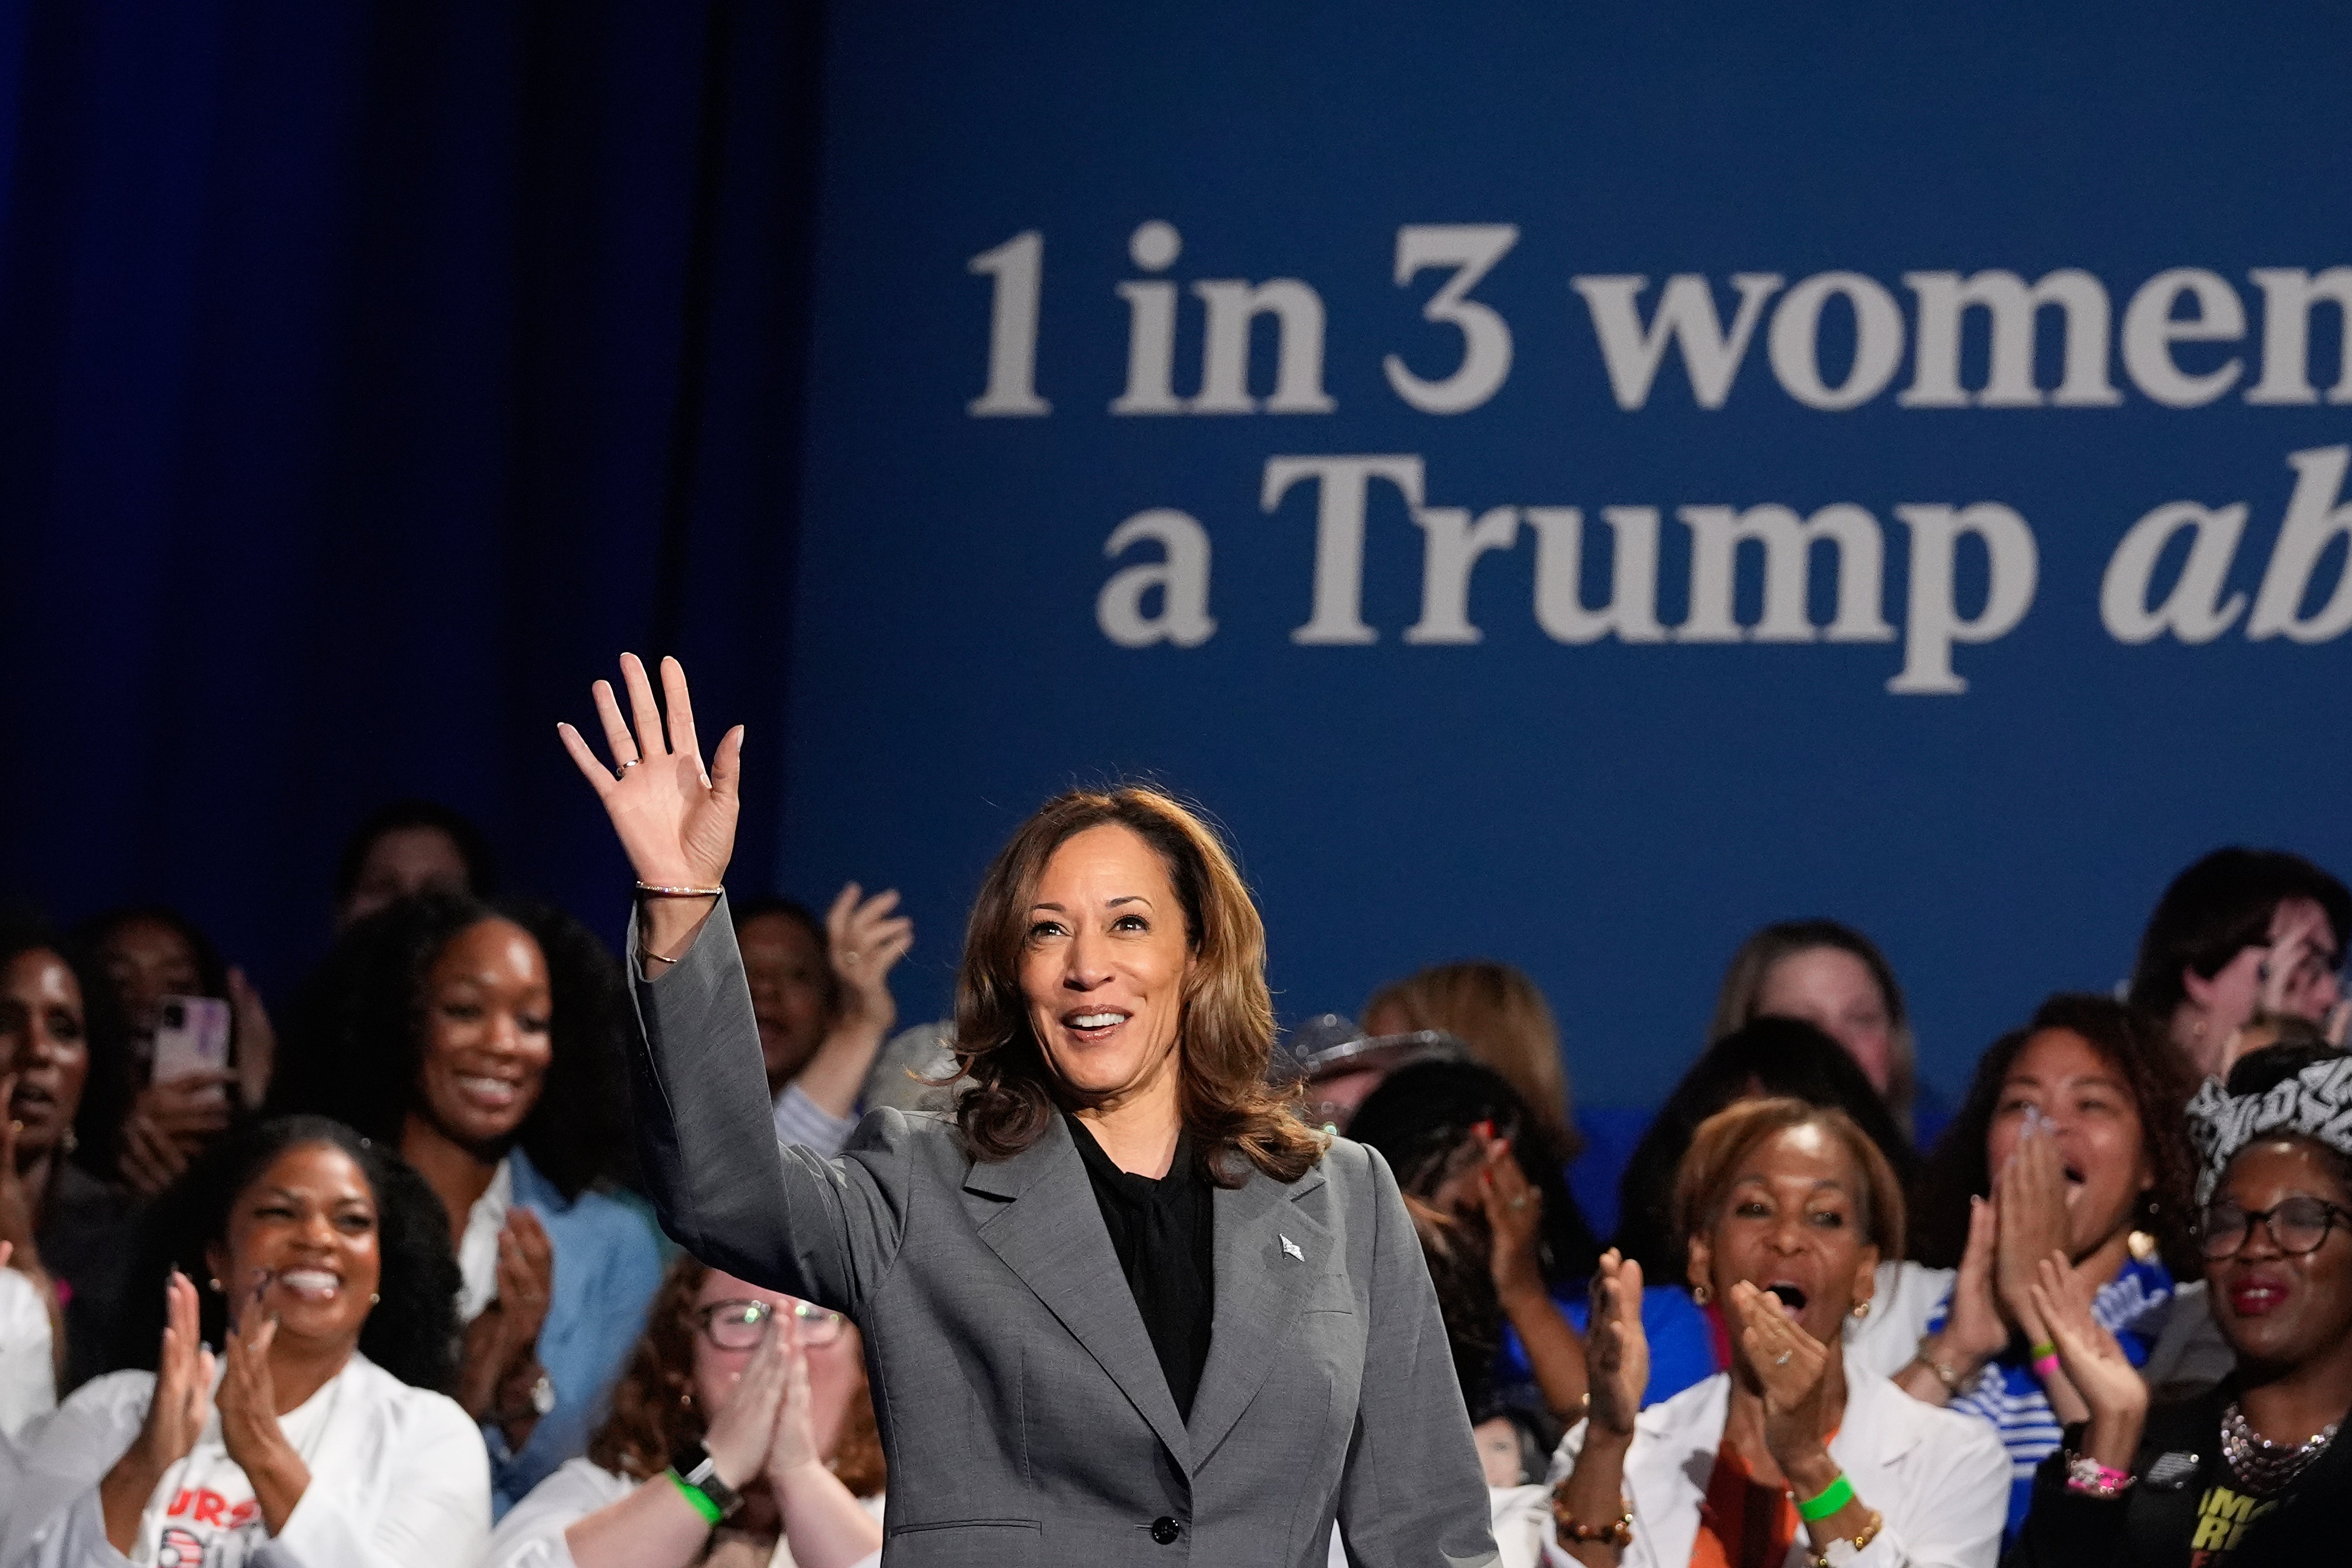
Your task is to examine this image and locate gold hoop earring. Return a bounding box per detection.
[1851,1300,1871,1319]
[1691,1285,1710,1306]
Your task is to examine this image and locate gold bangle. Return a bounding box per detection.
[1549,1481,1634,1548]
[636,882,724,898]
[1913,1336,1965,1394]
[1807,1509,1883,1567]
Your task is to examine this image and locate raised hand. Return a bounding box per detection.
[0,1079,38,1259]
[1943,1192,2006,1359]
[1477,1134,1546,1304]
[765,1331,822,1484]
[1728,1281,1835,1474]
[703,1313,791,1489]
[826,882,913,1030]
[558,654,744,891]
[218,1282,311,1534]
[1995,1120,2071,1340]
[1583,1249,1647,1436]
[456,1208,556,1426]
[226,967,277,1110]
[102,1272,218,1550]
[2029,1250,2147,1469]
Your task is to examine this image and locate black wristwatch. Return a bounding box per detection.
[668,1438,745,1521]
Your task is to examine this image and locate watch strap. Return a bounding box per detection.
[668,1439,744,1520]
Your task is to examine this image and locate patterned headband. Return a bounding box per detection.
[2187,1052,2352,1206]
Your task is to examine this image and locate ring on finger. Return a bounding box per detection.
[1774,1350,1793,1366]
[619,758,641,771]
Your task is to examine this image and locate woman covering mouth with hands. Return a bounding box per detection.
[559,654,1495,1567]
[1539,1099,2008,1568]
[2009,1043,2352,1566]
[1889,997,2205,1541]
[0,1115,487,1567]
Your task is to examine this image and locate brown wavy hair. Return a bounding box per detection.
[588,1255,886,1498]
[951,786,1325,1186]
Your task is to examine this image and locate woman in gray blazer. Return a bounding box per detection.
[558,654,1497,1568]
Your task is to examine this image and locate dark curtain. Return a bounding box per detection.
[0,0,822,992]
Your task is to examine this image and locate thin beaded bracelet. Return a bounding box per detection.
[637,882,725,897]
[1548,1482,1634,1549]
[2064,1452,2134,1500]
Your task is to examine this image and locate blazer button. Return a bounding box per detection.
[1151,1517,1181,1545]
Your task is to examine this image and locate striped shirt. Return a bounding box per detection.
[1927,1254,2177,1541]
[772,1080,861,1155]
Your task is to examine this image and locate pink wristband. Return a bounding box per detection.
[2032,1353,2062,1380]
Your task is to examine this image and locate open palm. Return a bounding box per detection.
[558,654,744,888]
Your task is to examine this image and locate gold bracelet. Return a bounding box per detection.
[1807,1509,1883,1567]
[1911,1337,1965,1395]
[636,882,724,898]
[1549,1480,1634,1548]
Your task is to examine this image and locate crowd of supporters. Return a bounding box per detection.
[2,803,2348,1567]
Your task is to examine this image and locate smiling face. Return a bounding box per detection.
[690,1269,866,1462]
[2206,1138,2352,1376]
[101,916,202,1041]
[1688,1121,1881,1350]
[1,949,90,1166]
[207,1141,381,1355]
[1985,1028,2151,1258]
[738,912,830,1094]
[413,918,552,1152]
[1755,946,1895,1094]
[1018,824,1195,1105]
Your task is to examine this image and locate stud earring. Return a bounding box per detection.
[1691,1284,1710,1306]
[1851,1300,1872,1319]
[369,1292,381,1305]
[207,1277,223,1293]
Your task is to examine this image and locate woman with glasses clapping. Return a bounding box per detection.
[483,1255,885,1568]
[2009,1043,2352,1565]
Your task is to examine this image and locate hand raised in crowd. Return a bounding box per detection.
[101,1272,218,1551]
[702,1309,792,1491]
[827,882,913,1034]
[1994,1118,2071,1339]
[217,1275,311,1535]
[2028,1249,2148,1471]
[1727,1281,1835,1475]
[1583,1249,1647,1438]
[457,1207,556,1437]
[1941,1193,2006,1367]
[1478,1129,1546,1304]
[118,1068,237,1197]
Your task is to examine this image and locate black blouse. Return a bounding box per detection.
[1065,1113,1215,1420]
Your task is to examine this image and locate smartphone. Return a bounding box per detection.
[152,994,233,1095]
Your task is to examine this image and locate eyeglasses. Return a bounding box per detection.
[2197,1196,2352,1261]
[692,1298,847,1350]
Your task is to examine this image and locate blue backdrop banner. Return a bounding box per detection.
[778,1,2352,1111]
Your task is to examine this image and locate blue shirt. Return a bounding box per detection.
[1531,1284,1719,1409]
[487,1148,666,1516]
[1925,1253,2178,1542]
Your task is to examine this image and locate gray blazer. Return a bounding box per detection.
[624,902,1496,1568]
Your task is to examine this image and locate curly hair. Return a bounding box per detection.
[589,1254,886,1497]
[0,915,135,1182]
[1913,993,2200,1278]
[108,1115,460,1390]
[269,891,631,1200]
[1611,1017,1919,1285]
[950,786,1325,1186]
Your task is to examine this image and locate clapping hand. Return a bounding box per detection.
[1477,1132,1547,1305]
[702,1314,792,1490]
[1583,1250,1647,1437]
[101,1272,217,1550]
[458,1209,555,1428]
[1727,1281,1835,1474]
[1995,1118,2071,1340]
[2028,1250,2147,1469]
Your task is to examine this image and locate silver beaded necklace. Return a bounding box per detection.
[2220,1401,2341,1495]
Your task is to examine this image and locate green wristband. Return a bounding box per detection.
[1795,1472,1855,1521]
[2029,1340,2058,1361]
[667,1468,725,1526]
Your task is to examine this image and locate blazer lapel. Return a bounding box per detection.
[1184,1162,1332,1463]
[962,1118,1193,1470]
